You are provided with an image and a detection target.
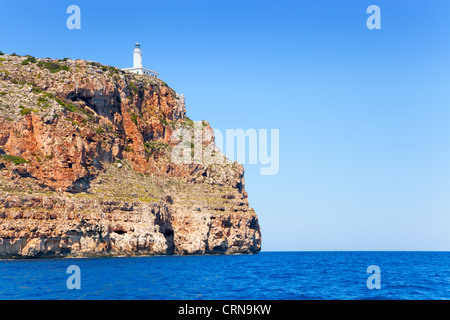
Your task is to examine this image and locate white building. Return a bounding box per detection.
[122,43,159,78]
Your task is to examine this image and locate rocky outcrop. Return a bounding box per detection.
[0,191,260,257]
[0,53,261,258]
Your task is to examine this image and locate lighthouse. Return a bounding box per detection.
[133,43,143,69]
[122,43,159,78]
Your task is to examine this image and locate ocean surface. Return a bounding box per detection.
[0,252,449,300]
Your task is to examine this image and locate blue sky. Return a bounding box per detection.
[1,0,450,251]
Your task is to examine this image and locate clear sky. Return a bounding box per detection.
[1,0,449,251]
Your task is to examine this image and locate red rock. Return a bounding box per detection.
[0,54,261,258]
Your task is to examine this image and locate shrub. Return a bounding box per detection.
[22,56,36,65]
[184,117,194,128]
[160,118,169,126]
[20,108,33,116]
[128,82,138,94]
[32,87,42,94]
[67,118,79,126]
[109,67,119,76]
[95,127,105,134]
[64,104,77,113]
[0,154,29,164]
[144,141,170,154]
[130,113,138,125]
[37,61,70,73]
[55,98,77,113]
[43,92,55,99]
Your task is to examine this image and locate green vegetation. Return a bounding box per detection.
[144,141,171,155]
[43,92,55,99]
[19,105,35,116]
[128,81,139,94]
[53,96,93,122]
[0,155,29,164]
[21,56,36,65]
[11,78,28,85]
[88,61,101,67]
[0,92,7,96]
[130,113,138,125]
[20,108,33,116]
[62,103,77,113]
[55,98,78,113]
[184,116,194,128]
[168,120,178,128]
[32,86,42,94]
[95,127,105,134]
[67,118,79,126]
[0,70,10,77]
[109,67,120,77]
[0,51,4,55]
[160,117,169,126]
[37,61,70,73]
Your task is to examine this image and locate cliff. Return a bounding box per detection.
[0,53,261,258]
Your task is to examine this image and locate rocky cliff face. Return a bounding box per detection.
[0,53,261,258]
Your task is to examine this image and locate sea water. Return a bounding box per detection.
[0,252,449,300]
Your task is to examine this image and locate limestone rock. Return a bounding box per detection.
[0,53,261,258]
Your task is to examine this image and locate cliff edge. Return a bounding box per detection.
[0,53,261,258]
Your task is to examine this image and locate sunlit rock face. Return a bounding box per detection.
[0,54,261,258]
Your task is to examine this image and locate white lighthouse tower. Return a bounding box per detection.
[122,43,159,78]
[133,43,143,69]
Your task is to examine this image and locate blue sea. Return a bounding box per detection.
[0,252,449,300]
